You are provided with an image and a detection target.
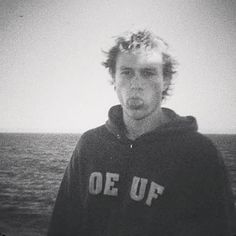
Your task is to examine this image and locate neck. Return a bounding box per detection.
[123,108,166,140]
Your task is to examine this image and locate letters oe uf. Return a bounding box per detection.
[89,172,164,206]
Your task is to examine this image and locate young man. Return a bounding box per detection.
[48,30,235,235]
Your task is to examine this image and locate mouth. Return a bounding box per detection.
[127,97,144,110]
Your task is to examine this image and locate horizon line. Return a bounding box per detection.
[0,131,236,135]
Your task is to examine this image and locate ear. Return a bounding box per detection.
[111,74,116,90]
[163,77,170,91]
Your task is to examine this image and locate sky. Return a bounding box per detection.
[1,0,236,134]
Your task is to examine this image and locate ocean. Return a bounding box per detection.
[0,133,235,236]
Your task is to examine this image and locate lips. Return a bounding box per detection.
[127,97,144,109]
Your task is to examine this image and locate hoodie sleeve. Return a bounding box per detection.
[176,148,236,236]
[47,140,85,236]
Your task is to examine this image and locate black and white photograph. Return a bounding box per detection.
[0,0,236,235]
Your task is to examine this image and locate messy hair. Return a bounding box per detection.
[102,30,177,99]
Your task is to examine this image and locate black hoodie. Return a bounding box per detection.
[48,105,235,236]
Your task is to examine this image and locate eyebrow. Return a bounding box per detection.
[141,67,158,72]
[119,66,158,71]
[119,66,132,70]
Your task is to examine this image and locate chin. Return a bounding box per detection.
[126,108,148,120]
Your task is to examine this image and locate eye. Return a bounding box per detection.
[142,70,156,77]
[121,70,131,75]
[120,70,134,78]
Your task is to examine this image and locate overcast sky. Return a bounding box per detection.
[1,0,236,133]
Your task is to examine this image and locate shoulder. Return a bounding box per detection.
[174,133,229,187]
[175,131,222,166]
[74,124,110,152]
[175,131,217,153]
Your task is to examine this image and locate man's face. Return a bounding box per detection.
[114,49,168,120]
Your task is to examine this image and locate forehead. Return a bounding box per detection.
[116,49,163,69]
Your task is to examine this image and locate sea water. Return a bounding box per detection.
[0,133,235,235]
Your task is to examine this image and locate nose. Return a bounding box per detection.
[130,73,143,89]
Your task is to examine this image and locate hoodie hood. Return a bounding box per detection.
[105,105,198,142]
